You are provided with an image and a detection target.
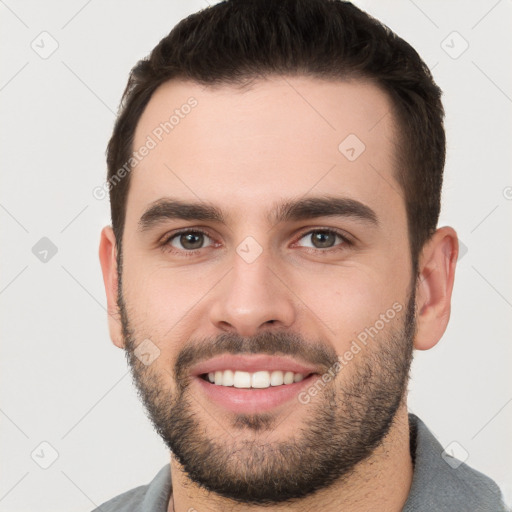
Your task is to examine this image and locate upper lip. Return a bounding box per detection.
[190,354,321,377]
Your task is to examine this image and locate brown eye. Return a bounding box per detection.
[311,231,336,248]
[167,231,213,251]
[297,229,348,250]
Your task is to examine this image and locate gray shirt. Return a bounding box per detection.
[92,414,508,511]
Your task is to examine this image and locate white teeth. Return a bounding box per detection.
[270,370,284,386]
[204,369,307,388]
[233,371,251,388]
[251,371,270,388]
[283,371,294,385]
[222,369,234,386]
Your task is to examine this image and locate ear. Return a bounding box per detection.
[98,225,125,349]
[414,226,458,351]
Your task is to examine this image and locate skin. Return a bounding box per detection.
[99,76,458,512]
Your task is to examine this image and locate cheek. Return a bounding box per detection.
[290,265,407,351]
[121,259,216,339]
[121,266,194,377]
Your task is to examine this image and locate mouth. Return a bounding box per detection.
[190,354,322,414]
[198,369,312,387]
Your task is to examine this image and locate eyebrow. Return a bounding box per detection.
[138,195,378,232]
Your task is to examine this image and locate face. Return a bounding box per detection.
[117,77,416,504]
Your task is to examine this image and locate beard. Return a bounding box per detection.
[118,279,416,506]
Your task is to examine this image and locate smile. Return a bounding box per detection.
[190,354,321,414]
[201,369,308,388]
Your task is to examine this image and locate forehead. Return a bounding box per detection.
[127,76,401,227]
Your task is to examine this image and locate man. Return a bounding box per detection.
[96,0,508,510]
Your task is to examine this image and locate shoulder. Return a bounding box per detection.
[90,464,172,512]
[405,413,508,512]
[91,485,147,512]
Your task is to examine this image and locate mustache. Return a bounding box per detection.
[174,330,338,384]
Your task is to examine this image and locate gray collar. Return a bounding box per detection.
[402,413,506,511]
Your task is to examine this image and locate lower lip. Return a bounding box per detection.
[193,374,317,414]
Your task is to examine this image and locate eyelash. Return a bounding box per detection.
[159,227,353,257]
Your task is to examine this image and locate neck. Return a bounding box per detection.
[168,405,413,512]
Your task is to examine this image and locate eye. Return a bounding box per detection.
[160,227,352,257]
[163,229,214,252]
[295,229,351,251]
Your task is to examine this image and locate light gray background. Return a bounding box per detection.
[1,1,511,510]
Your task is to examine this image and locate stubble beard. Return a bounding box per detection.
[118,279,416,505]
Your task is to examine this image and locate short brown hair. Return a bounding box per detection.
[106,0,445,273]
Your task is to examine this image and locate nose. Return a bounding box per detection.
[208,250,296,338]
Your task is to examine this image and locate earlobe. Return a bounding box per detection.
[413,226,458,351]
[98,225,125,349]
